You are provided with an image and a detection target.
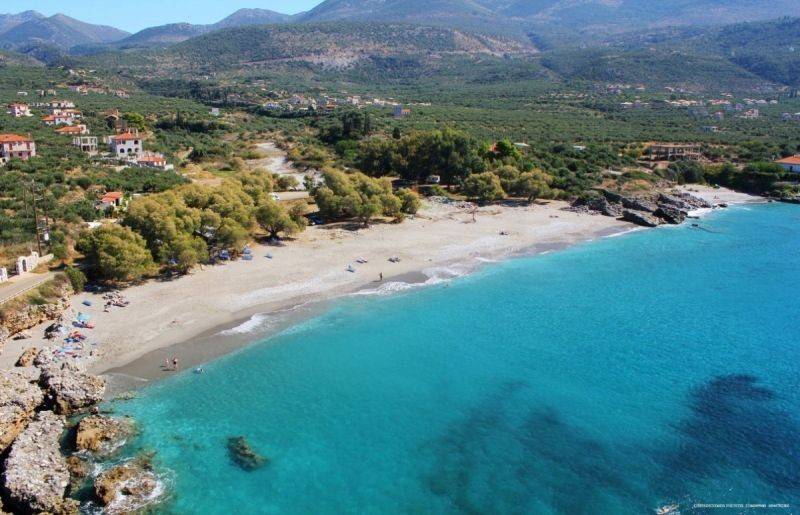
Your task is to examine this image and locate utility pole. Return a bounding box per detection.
[28,181,49,256]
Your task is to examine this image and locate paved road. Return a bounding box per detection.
[0,271,57,305]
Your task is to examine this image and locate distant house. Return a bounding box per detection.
[645,143,701,161]
[701,126,720,133]
[135,153,173,171]
[776,156,800,173]
[73,136,98,154]
[0,133,36,163]
[394,105,411,119]
[108,132,143,158]
[7,103,32,117]
[42,113,76,126]
[56,124,89,136]
[98,191,124,209]
[210,107,220,117]
[48,100,75,110]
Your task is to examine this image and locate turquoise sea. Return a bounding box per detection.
[111,203,800,514]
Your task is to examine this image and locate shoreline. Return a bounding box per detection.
[0,186,762,396]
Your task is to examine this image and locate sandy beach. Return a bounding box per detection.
[0,185,760,392]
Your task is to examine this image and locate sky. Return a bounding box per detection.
[3,0,323,33]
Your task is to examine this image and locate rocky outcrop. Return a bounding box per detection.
[622,209,661,227]
[654,206,686,225]
[94,455,161,514]
[1,302,67,340]
[41,362,106,415]
[15,347,38,367]
[670,191,712,209]
[0,369,45,453]
[75,416,135,455]
[2,411,78,514]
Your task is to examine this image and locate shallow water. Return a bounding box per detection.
[111,203,800,514]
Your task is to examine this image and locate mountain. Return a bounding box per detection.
[115,8,293,48]
[116,23,209,47]
[297,0,528,37]
[123,23,536,77]
[0,10,44,34]
[211,8,293,29]
[0,13,129,50]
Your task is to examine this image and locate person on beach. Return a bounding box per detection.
[379,273,383,281]
[172,357,179,371]
[163,358,169,370]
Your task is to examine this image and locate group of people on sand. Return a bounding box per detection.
[163,356,179,371]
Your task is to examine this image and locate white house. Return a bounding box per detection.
[135,153,173,171]
[16,251,40,275]
[776,156,800,173]
[42,113,76,126]
[7,103,32,117]
[0,133,36,163]
[0,267,7,283]
[108,133,143,158]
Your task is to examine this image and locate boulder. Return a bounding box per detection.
[15,346,39,367]
[94,455,162,513]
[622,209,661,228]
[658,193,693,211]
[41,363,106,415]
[2,411,78,514]
[655,206,687,225]
[0,369,46,452]
[584,197,622,217]
[672,191,712,209]
[75,415,135,455]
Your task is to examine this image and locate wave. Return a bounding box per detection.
[220,313,271,335]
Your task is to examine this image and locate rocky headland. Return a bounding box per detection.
[572,189,717,227]
[0,347,164,514]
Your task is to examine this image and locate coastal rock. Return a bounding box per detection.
[227,436,268,471]
[0,369,46,452]
[622,209,661,227]
[658,193,693,211]
[94,455,162,513]
[621,196,658,213]
[41,362,106,415]
[671,191,712,209]
[583,197,622,217]
[654,206,687,225]
[1,301,67,341]
[75,415,135,455]
[2,411,78,514]
[15,346,39,367]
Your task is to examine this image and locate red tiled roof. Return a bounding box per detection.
[55,126,84,134]
[112,133,140,142]
[776,156,800,165]
[101,192,123,201]
[0,133,31,143]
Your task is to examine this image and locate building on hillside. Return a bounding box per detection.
[394,105,411,119]
[776,156,800,173]
[42,113,76,126]
[0,267,7,283]
[210,107,220,117]
[73,136,98,154]
[107,132,143,158]
[16,251,40,275]
[701,126,720,133]
[48,100,75,110]
[96,191,125,212]
[645,143,701,161]
[56,124,89,136]
[739,108,760,119]
[0,134,36,163]
[135,153,173,171]
[7,103,32,117]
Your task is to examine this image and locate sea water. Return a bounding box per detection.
[111,203,800,514]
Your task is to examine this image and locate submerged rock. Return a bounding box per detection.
[227,436,268,471]
[0,369,45,452]
[94,455,162,514]
[41,362,106,415]
[622,209,661,227]
[75,415,135,455]
[2,411,78,514]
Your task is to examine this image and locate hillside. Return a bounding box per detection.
[211,8,293,29]
[0,13,129,50]
[156,23,536,72]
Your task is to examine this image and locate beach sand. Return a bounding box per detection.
[0,186,760,393]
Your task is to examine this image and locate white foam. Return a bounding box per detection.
[687,207,714,218]
[220,313,270,335]
[603,227,644,238]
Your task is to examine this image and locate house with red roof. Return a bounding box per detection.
[135,153,173,171]
[42,113,77,126]
[55,124,89,136]
[776,156,800,173]
[96,191,125,211]
[107,132,143,158]
[0,134,36,163]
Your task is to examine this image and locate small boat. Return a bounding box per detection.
[656,504,680,515]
